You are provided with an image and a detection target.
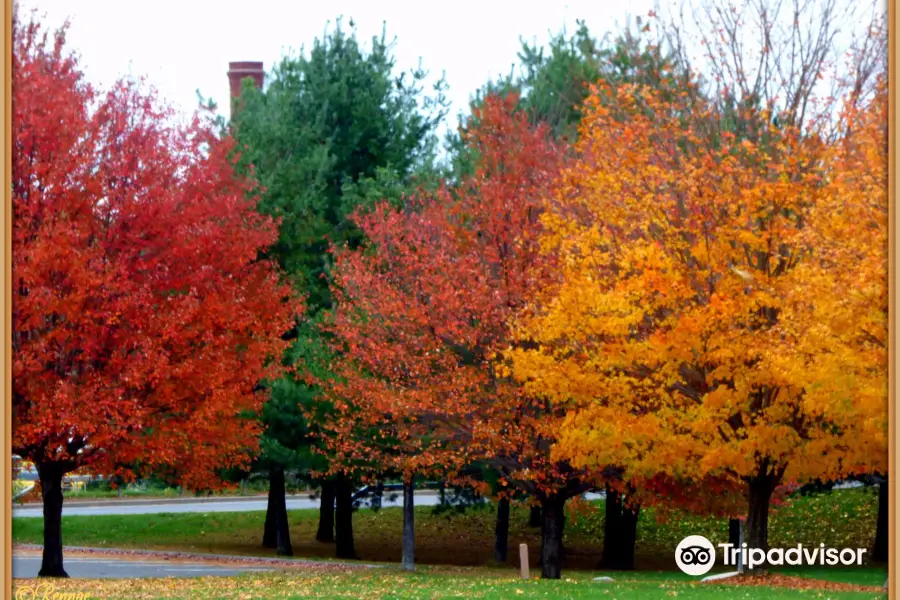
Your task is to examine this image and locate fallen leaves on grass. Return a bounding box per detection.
[13,574,332,600]
[710,573,885,593]
[13,571,890,600]
[12,544,369,570]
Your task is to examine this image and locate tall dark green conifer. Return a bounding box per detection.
[229,18,447,558]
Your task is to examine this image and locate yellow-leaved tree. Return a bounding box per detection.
[506,76,887,572]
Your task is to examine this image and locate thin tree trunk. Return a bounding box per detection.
[729,518,741,547]
[874,479,888,561]
[335,475,357,559]
[494,497,510,563]
[316,480,336,543]
[617,503,639,570]
[599,486,621,569]
[599,487,639,570]
[746,474,775,574]
[402,479,415,571]
[262,471,277,548]
[269,466,293,556]
[37,461,68,577]
[528,505,542,527]
[539,494,566,579]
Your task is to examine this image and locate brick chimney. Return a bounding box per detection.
[228,61,265,101]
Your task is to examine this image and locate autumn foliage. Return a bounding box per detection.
[319,59,888,575]
[506,77,888,562]
[324,94,555,469]
[11,4,888,584]
[323,95,594,576]
[12,16,298,576]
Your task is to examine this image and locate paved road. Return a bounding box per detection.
[13,492,604,518]
[12,555,276,578]
[12,492,443,518]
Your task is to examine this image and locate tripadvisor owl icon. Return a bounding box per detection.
[675,535,716,576]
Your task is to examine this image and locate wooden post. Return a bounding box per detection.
[519,543,530,579]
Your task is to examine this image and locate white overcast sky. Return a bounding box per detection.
[16,0,659,133]
[15,0,883,140]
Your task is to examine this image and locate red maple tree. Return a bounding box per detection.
[11,15,299,577]
[322,94,595,578]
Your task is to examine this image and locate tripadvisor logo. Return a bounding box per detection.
[675,535,869,576]
[675,535,717,576]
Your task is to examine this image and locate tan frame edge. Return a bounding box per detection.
[0,1,895,598]
[892,0,898,597]
[3,0,12,596]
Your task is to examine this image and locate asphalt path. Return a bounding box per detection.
[12,492,605,518]
[12,555,277,578]
[12,492,443,518]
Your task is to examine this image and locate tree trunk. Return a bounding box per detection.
[402,479,415,571]
[599,486,621,569]
[729,518,741,547]
[617,503,639,570]
[316,480,336,543]
[335,475,357,559]
[37,461,68,577]
[874,479,888,561]
[262,471,277,548]
[746,475,775,574]
[494,497,510,563]
[268,466,293,556]
[528,505,542,527]
[539,494,566,579]
[600,487,639,570]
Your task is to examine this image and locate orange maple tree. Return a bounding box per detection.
[12,15,298,577]
[507,76,887,570]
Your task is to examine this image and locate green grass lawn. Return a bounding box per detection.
[772,565,886,587]
[11,568,889,599]
[13,488,887,599]
[12,487,884,576]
